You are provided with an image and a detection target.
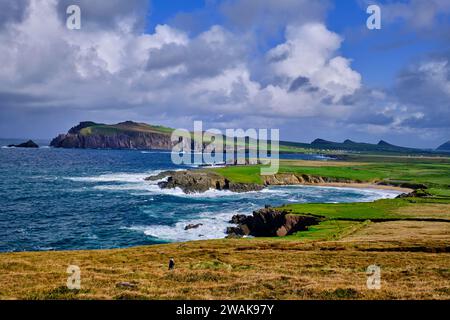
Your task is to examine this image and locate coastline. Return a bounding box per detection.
[0,183,406,254]
[296,182,413,193]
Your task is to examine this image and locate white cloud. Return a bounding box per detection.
[267,23,361,102]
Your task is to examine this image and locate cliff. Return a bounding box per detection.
[50,121,174,150]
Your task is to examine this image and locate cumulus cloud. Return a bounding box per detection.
[267,23,361,102]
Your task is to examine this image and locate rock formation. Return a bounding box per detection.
[226,207,322,237]
[262,173,358,185]
[145,170,264,193]
[184,223,203,230]
[8,140,39,148]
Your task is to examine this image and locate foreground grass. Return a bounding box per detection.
[1,232,449,300]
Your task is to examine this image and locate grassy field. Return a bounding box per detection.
[0,155,449,300]
[0,233,448,300]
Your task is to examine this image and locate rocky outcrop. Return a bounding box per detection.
[184,223,203,230]
[227,207,322,237]
[262,173,356,185]
[146,170,264,193]
[396,189,432,198]
[8,140,39,148]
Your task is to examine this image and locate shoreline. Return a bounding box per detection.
[295,182,413,193]
[0,183,407,255]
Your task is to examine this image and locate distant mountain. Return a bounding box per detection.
[437,141,450,152]
[281,138,425,154]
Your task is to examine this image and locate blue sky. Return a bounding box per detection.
[0,0,449,148]
[148,0,445,88]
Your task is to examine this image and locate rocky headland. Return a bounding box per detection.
[145,170,264,193]
[50,121,174,150]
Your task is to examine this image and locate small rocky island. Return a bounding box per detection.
[8,140,39,148]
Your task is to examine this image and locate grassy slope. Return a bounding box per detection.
[80,123,174,136]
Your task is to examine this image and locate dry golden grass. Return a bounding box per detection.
[0,234,449,300]
[344,221,450,242]
[395,204,450,220]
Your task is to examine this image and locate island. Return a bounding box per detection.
[7,140,39,148]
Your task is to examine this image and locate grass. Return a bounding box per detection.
[80,123,175,137]
[287,220,368,241]
[0,236,449,300]
[283,198,450,220]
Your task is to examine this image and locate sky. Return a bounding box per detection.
[0,0,449,148]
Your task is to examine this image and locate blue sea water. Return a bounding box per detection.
[0,139,401,252]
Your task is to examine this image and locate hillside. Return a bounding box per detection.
[437,141,450,152]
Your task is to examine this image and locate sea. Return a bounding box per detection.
[0,139,401,252]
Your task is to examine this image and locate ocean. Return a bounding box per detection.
[0,139,401,252]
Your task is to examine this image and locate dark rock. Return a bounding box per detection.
[396,189,432,198]
[377,180,427,190]
[262,173,354,186]
[8,140,39,148]
[226,227,245,237]
[184,223,203,230]
[116,281,138,289]
[229,214,250,224]
[227,208,322,237]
